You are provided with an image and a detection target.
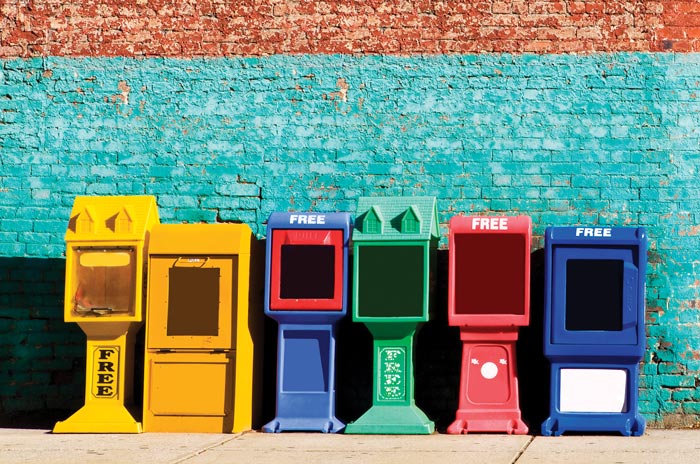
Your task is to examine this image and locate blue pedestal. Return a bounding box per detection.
[263,322,344,433]
[263,212,351,434]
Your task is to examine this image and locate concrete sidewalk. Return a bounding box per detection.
[1,429,699,464]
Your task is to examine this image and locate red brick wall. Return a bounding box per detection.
[2,1,699,57]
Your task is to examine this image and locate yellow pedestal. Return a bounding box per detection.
[54,323,142,433]
[54,195,160,434]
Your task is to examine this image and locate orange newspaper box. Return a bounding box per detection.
[54,195,159,434]
[143,223,263,433]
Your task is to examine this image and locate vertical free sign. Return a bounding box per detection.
[93,346,119,398]
[378,347,406,401]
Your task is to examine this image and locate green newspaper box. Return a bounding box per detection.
[344,196,438,435]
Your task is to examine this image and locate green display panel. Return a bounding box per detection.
[356,245,424,318]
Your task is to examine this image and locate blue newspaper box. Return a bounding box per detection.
[262,212,352,433]
[541,226,647,436]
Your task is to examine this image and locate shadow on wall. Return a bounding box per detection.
[0,257,86,428]
[0,251,279,430]
[336,249,550,433]
[517,248,551,431]
[0,253,549,432]
[334,250,462,429]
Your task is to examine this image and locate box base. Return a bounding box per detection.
[541,413,646,437]
[144,415,235,433]
[143,351,242,433]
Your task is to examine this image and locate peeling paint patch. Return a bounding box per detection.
[117,80,130,105]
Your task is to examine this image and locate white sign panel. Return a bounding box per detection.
[560,368,628,413]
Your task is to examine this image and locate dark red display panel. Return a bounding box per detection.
[452,234,527,316]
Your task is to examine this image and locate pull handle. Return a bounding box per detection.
[172,256,210,268]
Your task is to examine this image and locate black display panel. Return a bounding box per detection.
[167,267,220,336]
[280,245,335,299]
[565,259,623,331]
[357,245,424,318]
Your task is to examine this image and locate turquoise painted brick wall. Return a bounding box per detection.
[0,258,85,416]
[1,53,700,426]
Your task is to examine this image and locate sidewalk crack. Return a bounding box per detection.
[511,435,535,463]
[172,433,246,463]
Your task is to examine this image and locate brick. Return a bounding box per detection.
[0,1,696,57]
[0,243,25,256]
[660,375,697,388]
[216,182,261,197]
[0,219,33,233]
[0,52,699,425]
[682,402,700,414]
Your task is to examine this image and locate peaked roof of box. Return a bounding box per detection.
[65,195,160,242]
[353,196,439,242]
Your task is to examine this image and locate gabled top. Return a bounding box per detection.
[66,195,160,242]
[400,205,421,234]
[353,196,439,242]
[364,206,383,234]
[113,206,135,234]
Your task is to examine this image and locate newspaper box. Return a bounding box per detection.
[54,195,159,433]
[262,212,352,433]
[541,226,647,436]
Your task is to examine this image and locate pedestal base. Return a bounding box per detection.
[53,403,142,434]
[54,324,142,434]
[263,416,345,433]
[264,322,343,434]
[449,335,527,435]
[344,405,434,435]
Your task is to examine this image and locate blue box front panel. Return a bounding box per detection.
[282,330,330,393]
[543,226,647,360]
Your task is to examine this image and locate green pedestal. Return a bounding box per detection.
[345,323,434,435]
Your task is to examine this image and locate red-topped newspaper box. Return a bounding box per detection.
[268,225,345,312]
[447,215,531,435]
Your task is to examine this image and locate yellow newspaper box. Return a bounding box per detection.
[54,195,159,434]
[143,223,263,432]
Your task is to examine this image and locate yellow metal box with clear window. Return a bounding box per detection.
[54,195,159,434]
[63,196,159,324]
[143,223,263,433]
